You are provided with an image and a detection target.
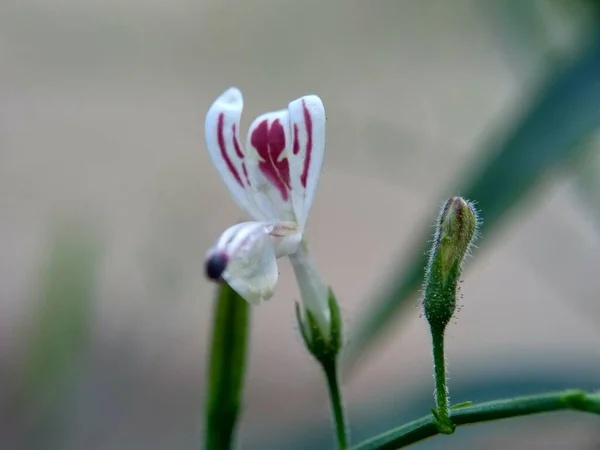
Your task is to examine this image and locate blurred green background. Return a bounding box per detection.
[1,1,600,449]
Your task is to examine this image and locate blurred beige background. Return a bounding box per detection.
[1,1,599,449]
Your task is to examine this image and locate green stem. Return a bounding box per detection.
[204,284,251,450]
[430,327,454,434]
[323,361,349,450]
[351,389,600,450]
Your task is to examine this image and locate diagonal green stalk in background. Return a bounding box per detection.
[344,16,600,372]
[204,283,251,450]
[350,390,600,450]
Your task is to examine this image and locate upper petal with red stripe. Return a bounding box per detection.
[205,87,326,228]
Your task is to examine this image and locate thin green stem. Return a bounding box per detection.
[204,284,250,450]
[351,389,600,450]
[323,361,349,450]
[430,327,454,433]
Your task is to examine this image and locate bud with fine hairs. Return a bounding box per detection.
[423,196,479,434]
[424,196,479,332]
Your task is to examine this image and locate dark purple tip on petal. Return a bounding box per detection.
[205,253,228,281]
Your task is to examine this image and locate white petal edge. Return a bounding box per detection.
[205,87,267,221]
[287,95,326,228]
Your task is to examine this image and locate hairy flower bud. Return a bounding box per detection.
[438,197,478,276]
[423,196,479,434]
[424,197,479,331]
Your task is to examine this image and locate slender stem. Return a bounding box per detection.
[351,389,600,450]
[430,327,454,433]
[204,284,250,450]
[323,361,349,450]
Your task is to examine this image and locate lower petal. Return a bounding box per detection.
[207,221,279,304]
[223,232,279,304]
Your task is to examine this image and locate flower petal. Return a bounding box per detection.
[245,110,297,222]
[244,95,326,227]
[206,221,301,304]
[206,88,326,227]
[287,95,326,228]
[205,87,267,221]
[224,246,278,305]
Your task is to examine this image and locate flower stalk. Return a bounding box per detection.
[323,359,349,450]
[293,244,347,449]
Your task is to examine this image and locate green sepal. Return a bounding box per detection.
[295,288,343,365]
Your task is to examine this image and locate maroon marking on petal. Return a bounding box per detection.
[293,123,300,155]
[242,162,251,186]
[251,119,291,201]
[217,113,244,187]
[300,100,313,188]
[232,124,244,159]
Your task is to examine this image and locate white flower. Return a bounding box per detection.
[204,87,327,313]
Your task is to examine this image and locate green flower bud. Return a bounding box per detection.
[423,196,479,434]
[424,196,479,332]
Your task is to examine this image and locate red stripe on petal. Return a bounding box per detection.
[293,123,300,155]
[251,119,291,201]
[242,163,251,186]
[232,123,244,158]
[217,113,244,187]
[300,100,312,188]
[269,120,291,190]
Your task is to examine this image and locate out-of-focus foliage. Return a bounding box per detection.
[574,133,600,230]
[489,0,597,78]
[345,1,600,371]
[14,217,103,445]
